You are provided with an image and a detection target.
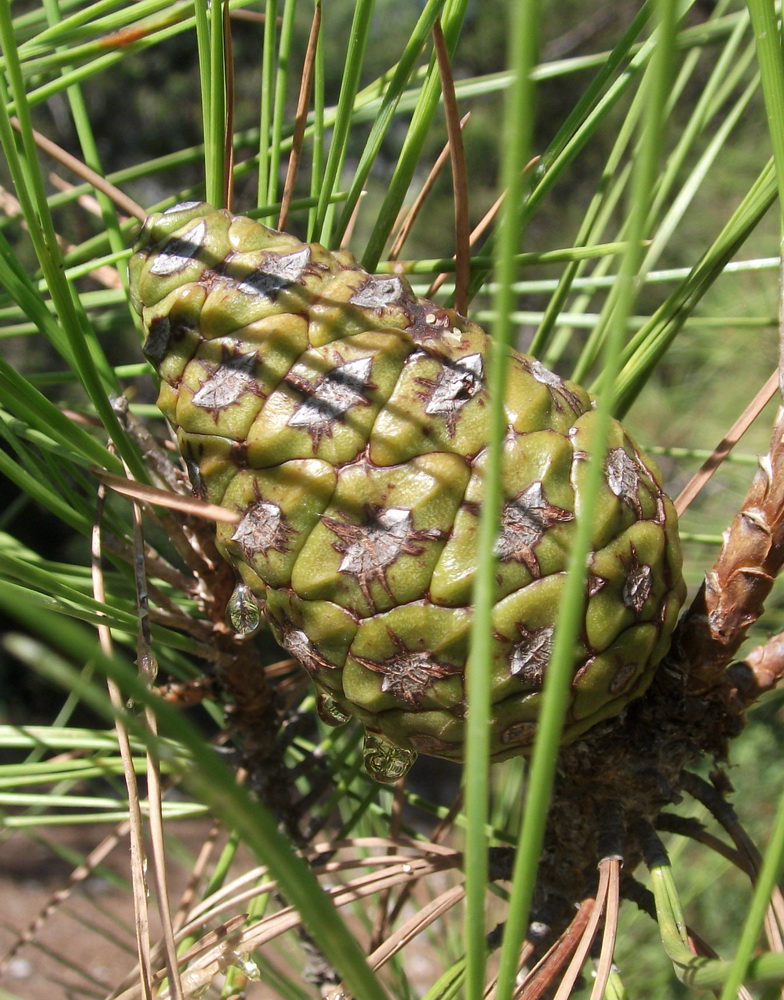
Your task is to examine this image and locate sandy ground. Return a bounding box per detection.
[1,822,169,1000]
[0,817,452,1000]
[0,817,308,1000]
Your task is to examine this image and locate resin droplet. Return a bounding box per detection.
[232,952,261,981]
[226,581,261,635]
[362,731,417,783]
[316,693,351,727]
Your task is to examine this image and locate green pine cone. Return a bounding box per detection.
[129,202,686,769]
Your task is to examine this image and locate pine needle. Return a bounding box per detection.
[432,19,470,316]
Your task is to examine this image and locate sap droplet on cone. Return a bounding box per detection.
[225,582,262,635]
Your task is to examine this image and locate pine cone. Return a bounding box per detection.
[129,202,686,780]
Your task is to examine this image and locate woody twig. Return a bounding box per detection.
[673,405,784,701]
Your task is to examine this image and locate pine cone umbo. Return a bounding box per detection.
[129,202,686,780]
